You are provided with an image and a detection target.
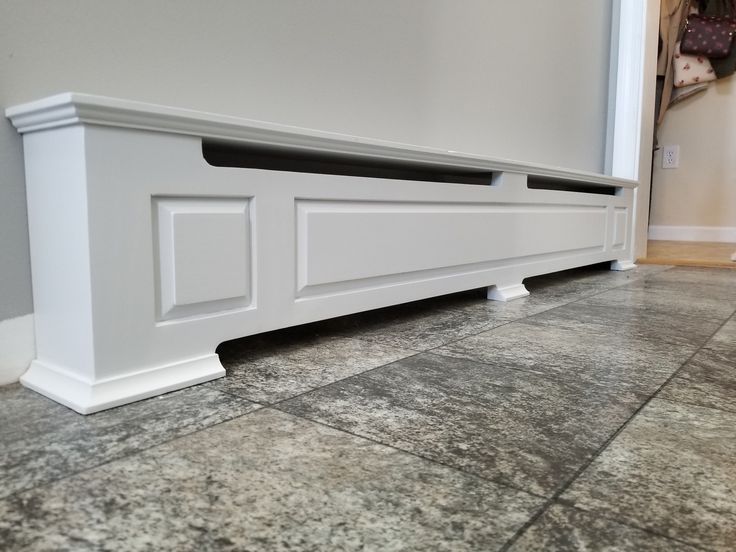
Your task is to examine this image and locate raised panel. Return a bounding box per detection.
[296,200,607,296]
[154,197,252,321]
[613,207,628,250]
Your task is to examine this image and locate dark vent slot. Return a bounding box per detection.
[202,141,492,185]
[527,178,618,195]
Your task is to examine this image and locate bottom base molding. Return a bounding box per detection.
[20,354,225,414]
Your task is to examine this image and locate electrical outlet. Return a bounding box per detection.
[662,145,680,169]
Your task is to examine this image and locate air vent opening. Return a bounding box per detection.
[202,141,493,185]
[527,177,618,195]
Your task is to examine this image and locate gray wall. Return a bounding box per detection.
[421,1,612,168]
[0,0,611,322]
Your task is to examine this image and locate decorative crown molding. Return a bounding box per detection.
[6,92,636,189]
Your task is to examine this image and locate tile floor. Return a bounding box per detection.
[1,264,735,551]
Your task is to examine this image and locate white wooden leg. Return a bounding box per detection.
[610,260,637,271]
[487,283,529,301]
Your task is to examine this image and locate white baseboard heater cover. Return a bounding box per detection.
[6,93,637,414]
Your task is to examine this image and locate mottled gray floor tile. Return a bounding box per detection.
[523,301,721,349]
[508,504,700,551]
[210,265,669,359]
[280,353,646,496]
[602,263,674,278]
[303,265,665,351]
[660,352,736,414]
[213,333,416,403]
[447,265,670,322]
[327,277,632,352]
[528,263,670,288]
[0,383,260,499]
[0,408,543,552]
[449,278,611,323]
[580,282,736,322]
[645,266,736,289]
[330,302,510,351]
[617,279,736,323]
[659,317,736,413]
[435,315,694,396]
[702,314,736,348]
[563,398,736,551]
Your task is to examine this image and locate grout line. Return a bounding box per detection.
[0,269,702,503]
[215,266,715,507]
[335,334,427,355]
[218,270,714,514]
[422,267,677,354]
[1,388,266,501]
[554,503,714,552]
[656,392,736,416]
[259,265,681,409]
[265,404,550,502]
[498,309,736,551]
[420,271,736,392]
[263,351,423,409]
[402,266,692,354]
[330,266,673,357]
[219,268,678,412]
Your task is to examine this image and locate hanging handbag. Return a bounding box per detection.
[673,41,717,87]
[681,14,736,58]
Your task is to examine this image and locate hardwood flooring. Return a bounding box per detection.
[639,240,736,269]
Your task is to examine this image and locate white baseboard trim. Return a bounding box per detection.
[0,313,36,386]
[648,225,736,243]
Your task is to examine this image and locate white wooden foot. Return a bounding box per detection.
[731,251,736,262]
[610,260,637,271]
[487,283,529,302]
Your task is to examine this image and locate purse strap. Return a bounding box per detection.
[680,0,693,39]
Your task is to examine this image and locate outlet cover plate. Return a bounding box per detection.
[662,145,680,169]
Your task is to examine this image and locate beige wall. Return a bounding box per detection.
[651,78,736,232]
[0,0,612,321]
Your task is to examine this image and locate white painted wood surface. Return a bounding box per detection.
[608,0,660,262]
[648,225,736,243]
[487,284,530,302]
[6,94,637,414]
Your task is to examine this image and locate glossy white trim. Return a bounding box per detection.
[609,0,646,181]
[648,225,736,243]
[5,93,635,190]
[609,0,659,263]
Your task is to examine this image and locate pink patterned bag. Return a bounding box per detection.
[673,41,717,87]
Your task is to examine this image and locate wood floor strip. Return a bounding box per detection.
[638,240,736,269]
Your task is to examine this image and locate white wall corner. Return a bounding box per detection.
[0,314,36,385]
[648,225,736,243]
